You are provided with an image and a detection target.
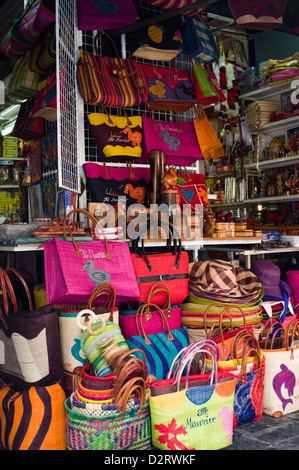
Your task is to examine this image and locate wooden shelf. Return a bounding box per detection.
[250,115,299,136]
[239,80,298,102]
[245,154,299,170]
[211,194,299,208]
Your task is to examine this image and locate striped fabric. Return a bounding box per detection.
[7,52,41,100]
[80,321,129,377]
[76,49,149,108]
[18,2,55,45]
[2,1,55,59]
[142,0,201,17]
[180,302,263,329]
[126,327,189,381]
[0,382,66,450]
[182,16,220,63]
[189,260,262,301]
[192,16,219,62]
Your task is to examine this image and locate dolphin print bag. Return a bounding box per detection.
[44,209,140,306]
[259,318,299,417]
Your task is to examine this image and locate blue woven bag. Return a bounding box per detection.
[182,15,220,63]
[126,303,189,381]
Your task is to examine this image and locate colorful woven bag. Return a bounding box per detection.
[182,15,220,63]
[193,104,224,160]
[119,281,182,339]
[141,63,197,112]
[142,113,203,165]
[87,109,145,161]
[83,162,150,206]
[149,340,236,450]
[80,315,129,377]
[7,51,41,100]
[126,303,189,381]
[0,380,66,450]
[212,330,265,427]
[76,31,149,108]
[59,279,120,374]
[65,377,151,450]
[44,208,140,306]
[131,221,189,306]
[0,268,64,390]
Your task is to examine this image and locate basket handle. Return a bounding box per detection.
[239,347,262,385]
[203,303,233,335]
[231,330,260,362]
[114,377,146,419]
[111,362,147,399]
[87,282,116,322]
[63,208,111,259]
[283,318,299,355]
[6,268,33,312]
[146,281,172,318]
[113,348,146,376]
[136,302,174,344]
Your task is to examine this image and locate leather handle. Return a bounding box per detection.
[239,347,262,385]
[87,282,116,322]
[63,208,111,259]
[146,281,172,317]
[136,302,174,343]
[6,268,33,311]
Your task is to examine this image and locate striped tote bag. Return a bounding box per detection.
[182,15,220,63]
[0,381,66,450]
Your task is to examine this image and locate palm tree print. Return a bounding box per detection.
[154,418,195,450]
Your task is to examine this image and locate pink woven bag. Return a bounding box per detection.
[44,209,140,306]
[119,281,181,338]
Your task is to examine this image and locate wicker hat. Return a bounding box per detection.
[189,259,262,300]
[250,260,290,299]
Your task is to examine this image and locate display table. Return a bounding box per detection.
[0,237,263,269]
[202,243,299,268]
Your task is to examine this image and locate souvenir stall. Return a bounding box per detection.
[0,0,299,452]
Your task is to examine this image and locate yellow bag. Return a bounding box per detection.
[88,109,144,161]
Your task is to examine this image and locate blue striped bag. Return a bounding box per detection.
[126,303,189,381]
[182,15,220,63]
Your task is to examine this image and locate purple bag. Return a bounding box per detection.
[44,209,140,306]
[228,0,287,29]
[142,114,203,165]
[77,0,138,31]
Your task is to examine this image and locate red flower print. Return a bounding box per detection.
[154,418,195,450]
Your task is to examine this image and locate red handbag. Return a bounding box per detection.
[175,166,208,209]
[131,221,189,307]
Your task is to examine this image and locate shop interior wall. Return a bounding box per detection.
[254,29,299,63]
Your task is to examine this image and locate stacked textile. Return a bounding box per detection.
[181,259,263,340]
[261,53,299,84]
[250,260,294,323]
[245,100,280,131]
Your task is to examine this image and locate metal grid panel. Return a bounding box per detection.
[56,0,81,193]
[83,1,199,166]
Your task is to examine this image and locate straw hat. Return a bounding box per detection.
[189,259,262,299]
[250,260,291,299]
